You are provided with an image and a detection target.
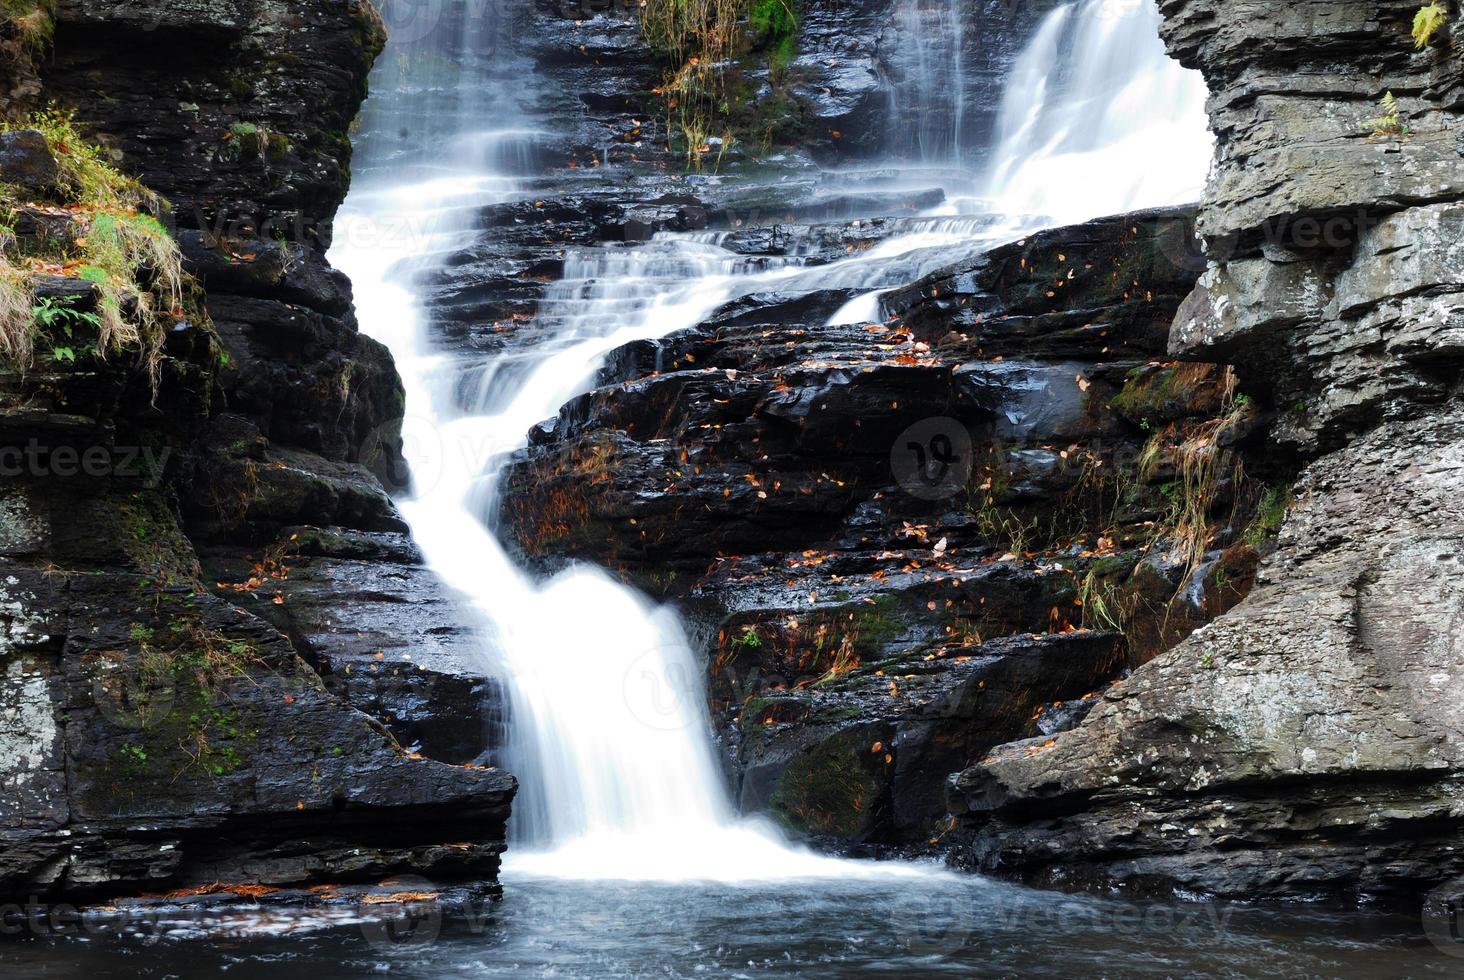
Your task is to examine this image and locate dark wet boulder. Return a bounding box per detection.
[0,128,60,198]
[737,632,1123,844]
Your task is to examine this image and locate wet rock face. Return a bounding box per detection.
[499,206,1261,846]
[951,406,1464,900]
[502,208,1206,571]
[516,0,1057,170]
[48,0,384,242]
[0,0,514,903]
[0,563,512,899]
[1158,0,1464,455]
[738,633,1123,845]
[0,129,61,197]
[953,0,1464,900]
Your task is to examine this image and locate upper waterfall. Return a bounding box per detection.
[887,0,970,167]
[983,0,1213,224]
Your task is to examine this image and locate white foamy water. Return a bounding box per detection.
[982,0,1213,224]
[331,0,1212,883]
[833,0,1212,324]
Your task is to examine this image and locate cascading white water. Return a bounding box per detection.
[332,0,1211,883]
[889,0,969,167]
[981,0,1213,225]
[333,1,934,883]
[833,0,1210,322]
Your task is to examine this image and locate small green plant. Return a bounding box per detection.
[749,0,798,65]
[735,625,762,649]
[0,108,199,389]
[33,295,102,333]
[1414,3,1449,48]
[976,503,1039,557]
[9,106,158,209]
[640,0,801,167]
[69,209,187,388]
[1078,567,1125,634]
[1243,485,1291,547]
[1138,430,1165,481]
[1364,91,1410,137]
[226,121,285,162]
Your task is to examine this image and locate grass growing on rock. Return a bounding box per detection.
[0,107,195,388]
[114,610,270,779]
[0,0,55,76]
[0,237,32,364]
[640,0,803,167]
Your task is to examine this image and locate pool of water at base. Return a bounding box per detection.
[0,870,1456,978]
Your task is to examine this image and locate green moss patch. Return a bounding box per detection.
[769,726,887,838]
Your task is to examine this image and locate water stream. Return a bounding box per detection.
[329,0,1209,880]
[1,1,1454,974]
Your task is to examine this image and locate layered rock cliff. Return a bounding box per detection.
[0,0,513,903]
[951,0,1464,902]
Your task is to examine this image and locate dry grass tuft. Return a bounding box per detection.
[0,245,33,367]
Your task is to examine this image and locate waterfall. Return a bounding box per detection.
[832,0,1210,322]
[331,0,1211,882]
[332,0,930,883]
[982,0,1213,224]
[888,0,969,167]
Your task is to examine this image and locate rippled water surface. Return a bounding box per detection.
[2,872,1454,978]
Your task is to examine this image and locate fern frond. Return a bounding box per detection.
[1413,3,1449,50]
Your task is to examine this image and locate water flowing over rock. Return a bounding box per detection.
[11,0,1459,931]
[478,1,1229,858]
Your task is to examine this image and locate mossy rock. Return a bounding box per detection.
[768,724,888,839]
[1111,363,1227,427]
